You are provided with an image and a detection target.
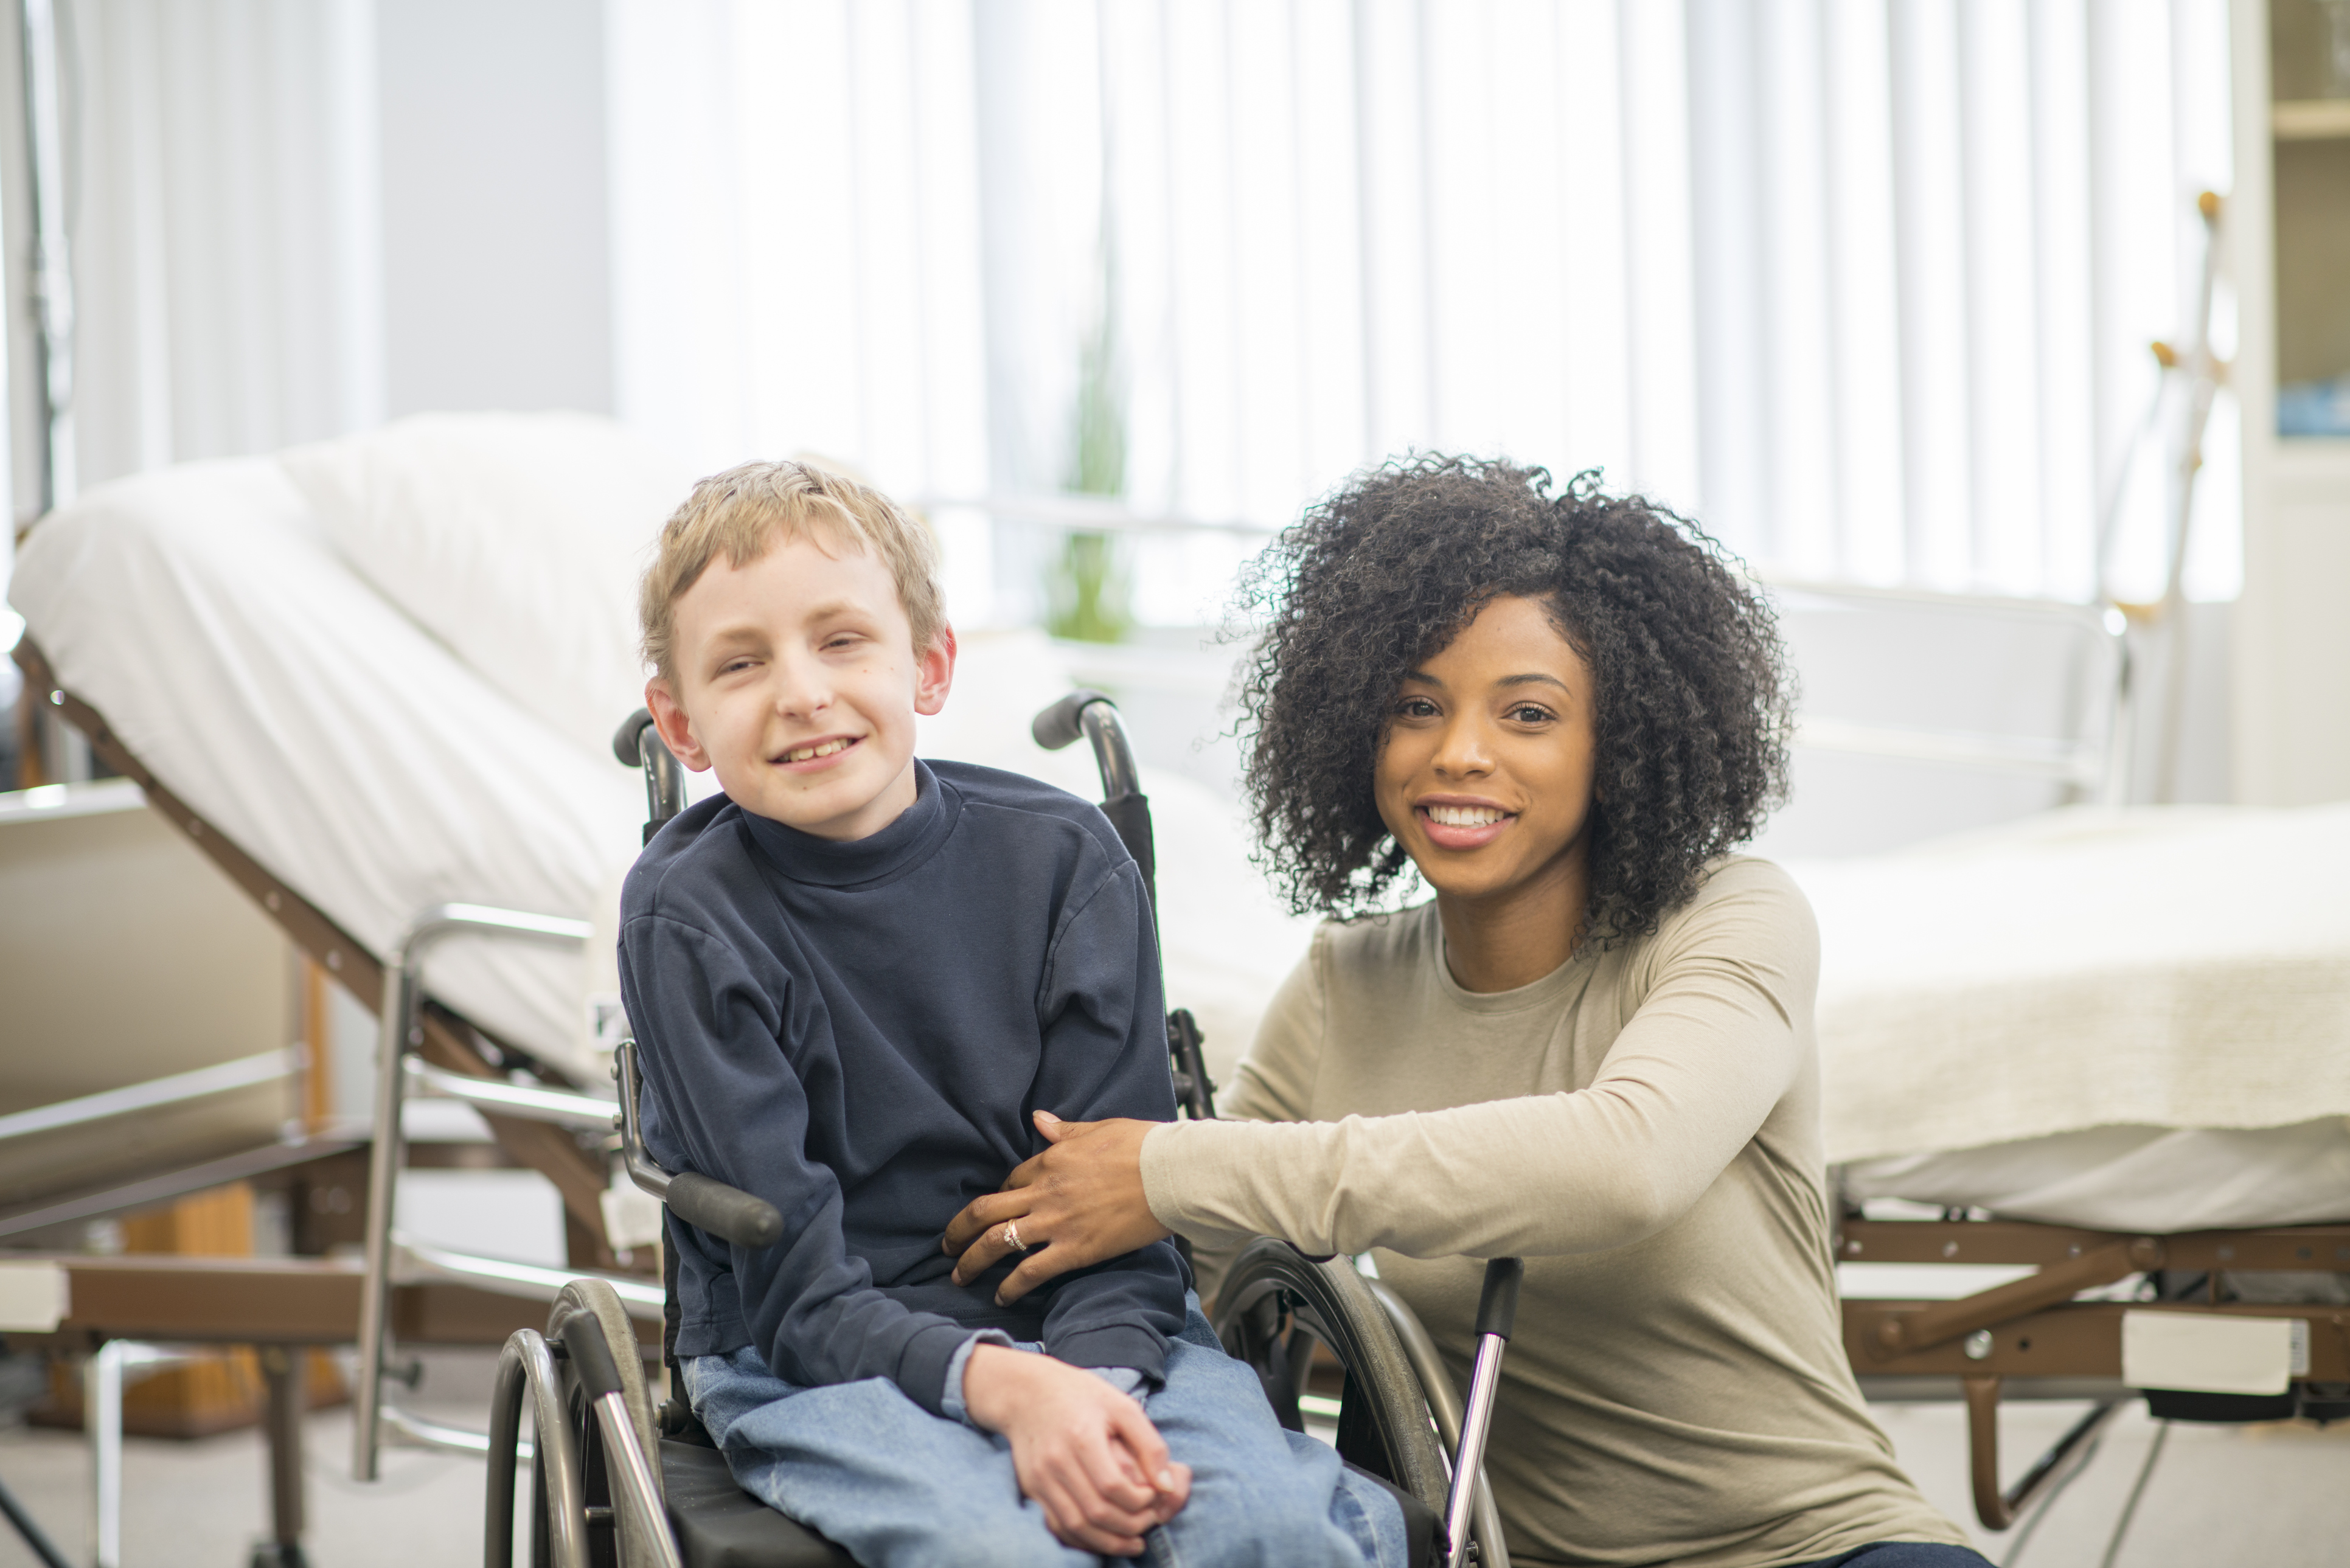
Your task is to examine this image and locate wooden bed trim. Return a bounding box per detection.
[10,636,621,1260]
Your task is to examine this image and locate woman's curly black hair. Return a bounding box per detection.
[1234,455,1793,945]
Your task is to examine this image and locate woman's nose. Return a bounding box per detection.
[1432,716,1495,778]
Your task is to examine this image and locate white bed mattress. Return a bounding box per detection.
[8,438,1314,1086]
[1793,807,2350,1229]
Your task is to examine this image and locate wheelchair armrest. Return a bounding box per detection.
[615,1038,785,1250]
[666,1172,784,1251]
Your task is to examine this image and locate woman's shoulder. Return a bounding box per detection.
[1635,854,1819,973]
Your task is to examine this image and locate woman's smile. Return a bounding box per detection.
[1416,795,1517,848]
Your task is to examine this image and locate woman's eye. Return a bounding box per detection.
[1396,697,1438,718]
[1510,705,1552,724]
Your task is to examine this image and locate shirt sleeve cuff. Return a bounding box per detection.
[1086,1365,1152,1400]
[939,1330,1017,1428]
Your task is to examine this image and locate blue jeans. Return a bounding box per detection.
[683,1302,1409,1568]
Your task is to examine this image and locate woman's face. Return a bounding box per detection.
[1374,593,1599,909]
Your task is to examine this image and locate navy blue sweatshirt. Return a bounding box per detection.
[617,759,1189,1417]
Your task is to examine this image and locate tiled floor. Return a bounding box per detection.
[2,1365,2346,1567]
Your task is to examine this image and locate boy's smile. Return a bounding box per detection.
[646,532,955,841]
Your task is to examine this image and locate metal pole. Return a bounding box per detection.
[591,1395,683,1568]
[84,1342,122,1568]
[258,1347,306,1564]
[18,0,75,511]
[352,905,593,1480]
[350,948,418,1481]
[1443,1335,1506,1568]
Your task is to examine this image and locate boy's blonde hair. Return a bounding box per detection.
[640,459,945,685]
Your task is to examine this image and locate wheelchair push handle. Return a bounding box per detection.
[1031,687,1115,751]
[1474,1256,1523,1341]
[614,707,688,844]
[1446,1257,1524,1568]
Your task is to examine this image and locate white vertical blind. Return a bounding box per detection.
[598,0,2238,619]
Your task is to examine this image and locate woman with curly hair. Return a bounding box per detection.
[947,457,1980,1567]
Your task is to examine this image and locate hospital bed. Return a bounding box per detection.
[1770,589,2350,1533]
[10,417,2345,1554]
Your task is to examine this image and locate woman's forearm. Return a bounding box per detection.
[1141,1067,1780,1261]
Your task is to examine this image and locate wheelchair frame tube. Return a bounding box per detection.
[591,1393,682,1568]
[353,904,593,1482]
[1444,1258,1524,1568]
[1445,1336,1507,1568]
[1366,1282,1509,1568]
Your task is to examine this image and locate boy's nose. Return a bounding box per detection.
[768,657,834,718]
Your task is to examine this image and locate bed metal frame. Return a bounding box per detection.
[5,638,666,1561]
[1840,1216,2350,1528]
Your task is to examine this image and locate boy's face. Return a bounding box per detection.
[647,533,954,841]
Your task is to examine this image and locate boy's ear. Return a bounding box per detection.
[913,625,957,718]
[645,679,713,771]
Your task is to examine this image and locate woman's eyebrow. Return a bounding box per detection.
[1497,672,1570,692]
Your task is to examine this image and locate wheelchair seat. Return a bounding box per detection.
[659,1434,853,1568]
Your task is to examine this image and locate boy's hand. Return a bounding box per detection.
[943,1111,1170,1303]
[959,1344,1191,1555]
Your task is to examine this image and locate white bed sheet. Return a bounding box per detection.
[9,454,1314,1088]
[1789,805,2350,1168]
[1840,1119,2350,1232]
[11,458,645,1080]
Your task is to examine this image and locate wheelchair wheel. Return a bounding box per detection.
[1211,1238,1451,1519]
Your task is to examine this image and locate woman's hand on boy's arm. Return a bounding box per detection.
[959,1344,1191,1555]
[944,1111,1169,1303]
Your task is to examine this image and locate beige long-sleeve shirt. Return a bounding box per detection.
[1139,858,1966,1567]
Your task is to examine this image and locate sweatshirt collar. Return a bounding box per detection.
[740,759,959,889]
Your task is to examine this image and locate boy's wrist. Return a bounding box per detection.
[940,1330,1016,1428]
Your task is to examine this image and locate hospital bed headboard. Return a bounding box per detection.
[1761,578,2132,856]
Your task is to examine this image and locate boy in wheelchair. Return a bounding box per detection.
[622,461,1409,1567]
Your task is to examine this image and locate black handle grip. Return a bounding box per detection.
[613,707,656,768]
[1031,689,1114,751]
[563,1316,628,1401]
[1475,1257,1524,1340]
[668,1171,785,1250]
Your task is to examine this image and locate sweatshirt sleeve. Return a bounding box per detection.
[1026,856,1190,1381]
[1137,867,1818,1260]
[621,912,987,1417]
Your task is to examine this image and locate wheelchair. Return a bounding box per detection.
[484,694,1520,1568]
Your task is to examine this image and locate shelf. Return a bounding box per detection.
[2274,99,2350,139]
